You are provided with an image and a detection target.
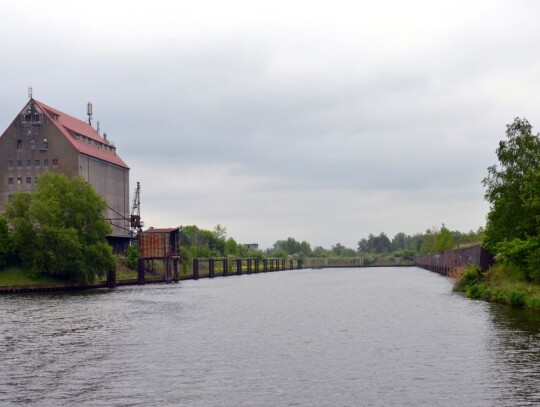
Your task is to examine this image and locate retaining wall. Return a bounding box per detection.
[415,244,494,276]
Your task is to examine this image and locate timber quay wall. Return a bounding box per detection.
[415,244,494,276]
[0,258,303,294]
[1,256,415,295]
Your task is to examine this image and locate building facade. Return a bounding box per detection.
[0,98,130,237]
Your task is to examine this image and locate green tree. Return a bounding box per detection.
[483,117,540,280]
[419,227,438,255]
[5,173,114,282]
[224,237,239,256]
[0,215,11,269]
[126,245,140,270]
[391,232,407,251]
[435,224,454,252]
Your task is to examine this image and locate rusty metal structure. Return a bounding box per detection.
[138,228,180,283]
[129,181,143,236]
[415,244,494,276]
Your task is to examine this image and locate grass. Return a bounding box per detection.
[0,266,64,286]
[453,263,540,310]
[1,255,139,287]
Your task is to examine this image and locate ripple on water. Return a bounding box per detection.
[1,268,540,406]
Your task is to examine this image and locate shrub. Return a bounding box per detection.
[509,291,526,307]
[126,245,140,270]
[453,265,482,292]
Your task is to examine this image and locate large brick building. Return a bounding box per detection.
[0,98,130,238]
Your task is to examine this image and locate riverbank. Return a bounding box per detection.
[453,263,540,310]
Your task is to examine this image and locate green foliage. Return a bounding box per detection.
[224,237,239,256]
[419,225,455,254]
[273,248,289,261]
[435,224,454,252]
[179,246,192,274]
[495,237,540,279]
[453,265,483,292]
[509,291,526,307]
[483,118,540,282]
[331,243,356,257]
[311,246,332,258]
[5,173,114,282]
[179,224,226,257]
[272,237,312,257]
[126,245,140,270]
[358,233,391,254]
[0,215,11,269]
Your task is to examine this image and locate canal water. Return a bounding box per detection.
[1,267,540,406]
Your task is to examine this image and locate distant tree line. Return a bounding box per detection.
[169,223,484,268]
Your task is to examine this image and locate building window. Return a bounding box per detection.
[17,177,22,185]
[17,160,22,168]
[41,139,49,151]
[8,177,13,185]
[35,177,38,184]
[52,158,58,166]
[35,160,40,167]
[16,140,22,150]
[44,159,49,166]
[8,160,13,168]
[26,177,31,184]
[26,159,31,167]
[30,140,36,151]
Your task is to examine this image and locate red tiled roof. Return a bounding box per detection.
[32,99,129,169]
[143,228,179,233]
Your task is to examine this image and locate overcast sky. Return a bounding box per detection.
[1,0,540,249]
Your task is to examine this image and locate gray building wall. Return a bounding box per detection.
[79,154,130,237]
[0,100,130,237]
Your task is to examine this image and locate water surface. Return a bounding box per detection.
[1,267,540,406]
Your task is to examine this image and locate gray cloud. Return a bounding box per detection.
[1,0,539,248]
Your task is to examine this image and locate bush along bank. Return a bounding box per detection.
[453,264,540,310]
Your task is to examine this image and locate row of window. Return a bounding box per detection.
[7,158,58,168]
[7,176,38,185]
[73,133,114,152]
[16,139,48,151]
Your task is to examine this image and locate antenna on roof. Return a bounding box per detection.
[87,102,93,125]
[97,121,100,135]
[28,86,33,99]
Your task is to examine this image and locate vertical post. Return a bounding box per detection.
[236,259,242,275]
[173,258,179,282]
[137,258,145,285]
[297,259,302,269]
[223,258,229,276]
[281,259,285,270]
[290,259,293,269]
[209,259,215,278]
[193,258,199,280]
[254,259,260,273]
[269,259,274,271]
[247,259,252,274]
[164,257,170,283]
[263,259,268,272]
[107,264,116,288]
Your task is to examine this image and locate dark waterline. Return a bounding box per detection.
[1,267,540,406]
